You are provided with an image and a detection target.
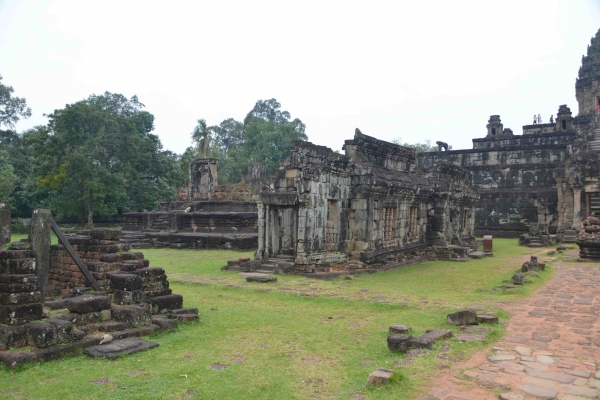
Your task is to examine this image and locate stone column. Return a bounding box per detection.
[265,205,270,258]
[0,209,10,248]
[256,201,265,259]
[30,209,52,304]
[573,187,583,230]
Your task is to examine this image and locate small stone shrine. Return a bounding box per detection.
[0,209,198,368]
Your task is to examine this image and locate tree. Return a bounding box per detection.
[0,74,32,129]
[26,92,180,227]
[0,149,17,207]
[191,119,211,158]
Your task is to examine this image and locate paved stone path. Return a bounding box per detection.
[424,253,600,400]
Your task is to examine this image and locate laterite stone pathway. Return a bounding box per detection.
[423,252,600,400]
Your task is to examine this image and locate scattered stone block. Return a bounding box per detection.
[168,308,199,315]
[387,334,412,352]
[512,272,525,285]
[467,251,485,259]
[514,346,532,356]
[389,324,411,334]
[90,229,122,241]
[84,337,158,359]
[499,392,524,400]
[366,368,395,386]
[408,330,453,350]
[447,310,478,325]
[66,295,111,314]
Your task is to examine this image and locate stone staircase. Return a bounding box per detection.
[148,214,169,231]
[591,127,600,152]
[255,255,295,274]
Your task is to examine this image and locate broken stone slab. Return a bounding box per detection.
[477,315,498,324]
[387,334,412,352]
[166,314,199,322]
[455,333,485,342]
[388,324,410,334]
[517,384,558,399]
[84,337,158,359]
[168,308,199,315]
[246,276,277,283]
[467,251,485,259]
[460,325,490,333]
[408,330,453,350]
[519,361,549,371]
[366,368,395,386]
[447,310,478,325]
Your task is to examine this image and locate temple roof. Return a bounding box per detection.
[576,28,600,90]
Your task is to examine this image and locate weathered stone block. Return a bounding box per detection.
[113,289,144,305]
[447,310,479,325]
[0,303,43,325]
[0,281,38,293]
[0,325,12,350]
[0,291,42,305]
[367,368,395,386]
[387,334,412,352]
[0,274,38,284]
[151,294,183,314]
[389,324,411,334]
[46,318,73,344]
[109,273,143,291]
[111,304,152,328]
[90,229,122,241]
[26,322,57,348]
[84,337,158,359]
[66,295,111,314]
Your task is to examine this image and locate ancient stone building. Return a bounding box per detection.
[252,129,478,274]
[418,29,600,239]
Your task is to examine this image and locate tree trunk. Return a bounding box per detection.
[86,203,94,229]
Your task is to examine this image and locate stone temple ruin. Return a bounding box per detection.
[417,30,600,246]
[242,129,480,277]
[0,209,198,367]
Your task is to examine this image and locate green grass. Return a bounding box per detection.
[0,239,557,399]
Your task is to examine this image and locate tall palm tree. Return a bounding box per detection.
[191,118,210,158]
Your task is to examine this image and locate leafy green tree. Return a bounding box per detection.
[0,149,17,206]
[26,92,180,227]
[0,74,31,129]
[197,99,307,184]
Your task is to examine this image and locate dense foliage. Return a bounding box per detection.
[23,92,184,227]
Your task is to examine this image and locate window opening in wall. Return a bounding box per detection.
[597,97,600,106]
[491,128,496,135]
[326,200,340,248]
[409,207,418,238]
[562,119,567,129]
[462,212,469,233]
[383,207,396,244]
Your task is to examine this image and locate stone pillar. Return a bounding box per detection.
[0,209,10,248]
[265,205,270,258]
[573,187,583,230]
[30,209,52,304]
[256,201,265,259]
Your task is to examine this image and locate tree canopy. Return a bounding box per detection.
[25,92,183,227]
[0,74,31,129]
[200,99,307,183]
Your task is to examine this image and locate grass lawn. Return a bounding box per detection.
[0,239,557,399]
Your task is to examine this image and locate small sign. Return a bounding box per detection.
[483,235,493,252]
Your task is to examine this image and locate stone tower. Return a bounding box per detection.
[576,29,600,116]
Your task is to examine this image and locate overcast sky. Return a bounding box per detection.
[1,0,600,154]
